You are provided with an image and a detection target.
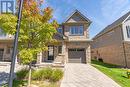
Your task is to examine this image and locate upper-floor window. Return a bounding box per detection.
[126,26,130,38]
[69,25,83,35]
[57,27,63,34]
[0,29,6,37]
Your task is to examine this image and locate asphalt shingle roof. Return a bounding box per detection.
[93,11,130,39]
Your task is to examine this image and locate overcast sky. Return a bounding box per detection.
[41,0,130,38]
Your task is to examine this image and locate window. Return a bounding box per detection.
[126,26,130,38]
[77,49,84,51]
[69,49,76,51]
[0,29,6,37]
[57,28,63,34]
[69,25,83,35]
[68,48,84,51]
[58,46,62,54]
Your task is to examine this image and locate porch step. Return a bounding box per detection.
[52,62,64,67]
[35,63,52,68]
[35,62,64,68]
[0,62,11,66]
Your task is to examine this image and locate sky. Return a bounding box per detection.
[41,0,130,38]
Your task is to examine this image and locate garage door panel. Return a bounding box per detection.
[68,48,86,63]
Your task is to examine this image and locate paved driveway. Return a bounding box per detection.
[61,63,121,87]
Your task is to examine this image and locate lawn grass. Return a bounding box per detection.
[91,60,130,87]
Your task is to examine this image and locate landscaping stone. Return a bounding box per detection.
[0,64,26,86]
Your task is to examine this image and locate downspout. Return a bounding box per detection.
[120,25,128,68]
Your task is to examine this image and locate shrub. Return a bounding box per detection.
[31,68,63,82]
[16,68,29,80]
[32,67,53,80]
[50,69,63,82]
[127,69,130,79]
[42,67,53,79]
[32,69,43,80]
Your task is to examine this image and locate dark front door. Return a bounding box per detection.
[48,46,54,61]
[0,49,4,61]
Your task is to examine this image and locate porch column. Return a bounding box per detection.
[3,46,6,61]
[15,55,18,63]
[37,52,42,64]
[62,42,67,64]
[62,42,65,54]
[86,45,91,63]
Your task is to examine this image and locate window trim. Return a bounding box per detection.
[69,25,84,36]
[68,48,85,51]
[58,46,62,54]
[57,27,63,34]
[126,26,130,38]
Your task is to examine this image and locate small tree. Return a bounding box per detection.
[0,0,58,86]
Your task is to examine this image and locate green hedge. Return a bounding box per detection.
[16,67,63,82]
[32,67,63,82]
[16,68,29,80]
[50,69,63,82]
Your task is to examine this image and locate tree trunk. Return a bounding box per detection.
[28,62,32,87]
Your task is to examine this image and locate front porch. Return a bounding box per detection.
[36,41,66,67]
[0,40,13,62]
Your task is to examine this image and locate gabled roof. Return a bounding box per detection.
[63,9,91,23]
[93,11,130,39]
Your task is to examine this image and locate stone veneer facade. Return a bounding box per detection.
[0,10,92,66]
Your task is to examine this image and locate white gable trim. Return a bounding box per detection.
[122,14,130,24]
[63,10,91,23]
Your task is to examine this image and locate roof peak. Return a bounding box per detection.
[63,9,92,23]
[93,10,130,39]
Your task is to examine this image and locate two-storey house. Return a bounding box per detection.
[0,10,92,66]
[91,11,130,68]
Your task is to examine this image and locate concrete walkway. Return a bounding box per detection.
[61,63,121,87]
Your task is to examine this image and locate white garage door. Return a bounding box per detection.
[68,48,86,63]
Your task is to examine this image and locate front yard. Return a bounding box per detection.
[92,60,130,87]
[1,67,63,87]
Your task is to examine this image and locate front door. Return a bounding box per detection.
[48,46,54,61]
[0,49,4,61]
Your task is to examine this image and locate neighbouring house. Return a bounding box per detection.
[91,11,130,68]
[0,10,92,66]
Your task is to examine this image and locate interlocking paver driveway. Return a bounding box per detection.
[61,63,121,87]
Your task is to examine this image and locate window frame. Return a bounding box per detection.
[58,46,62,54]
[57,27,63,34]
[126,26,130,38]
[69,25,84,36]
